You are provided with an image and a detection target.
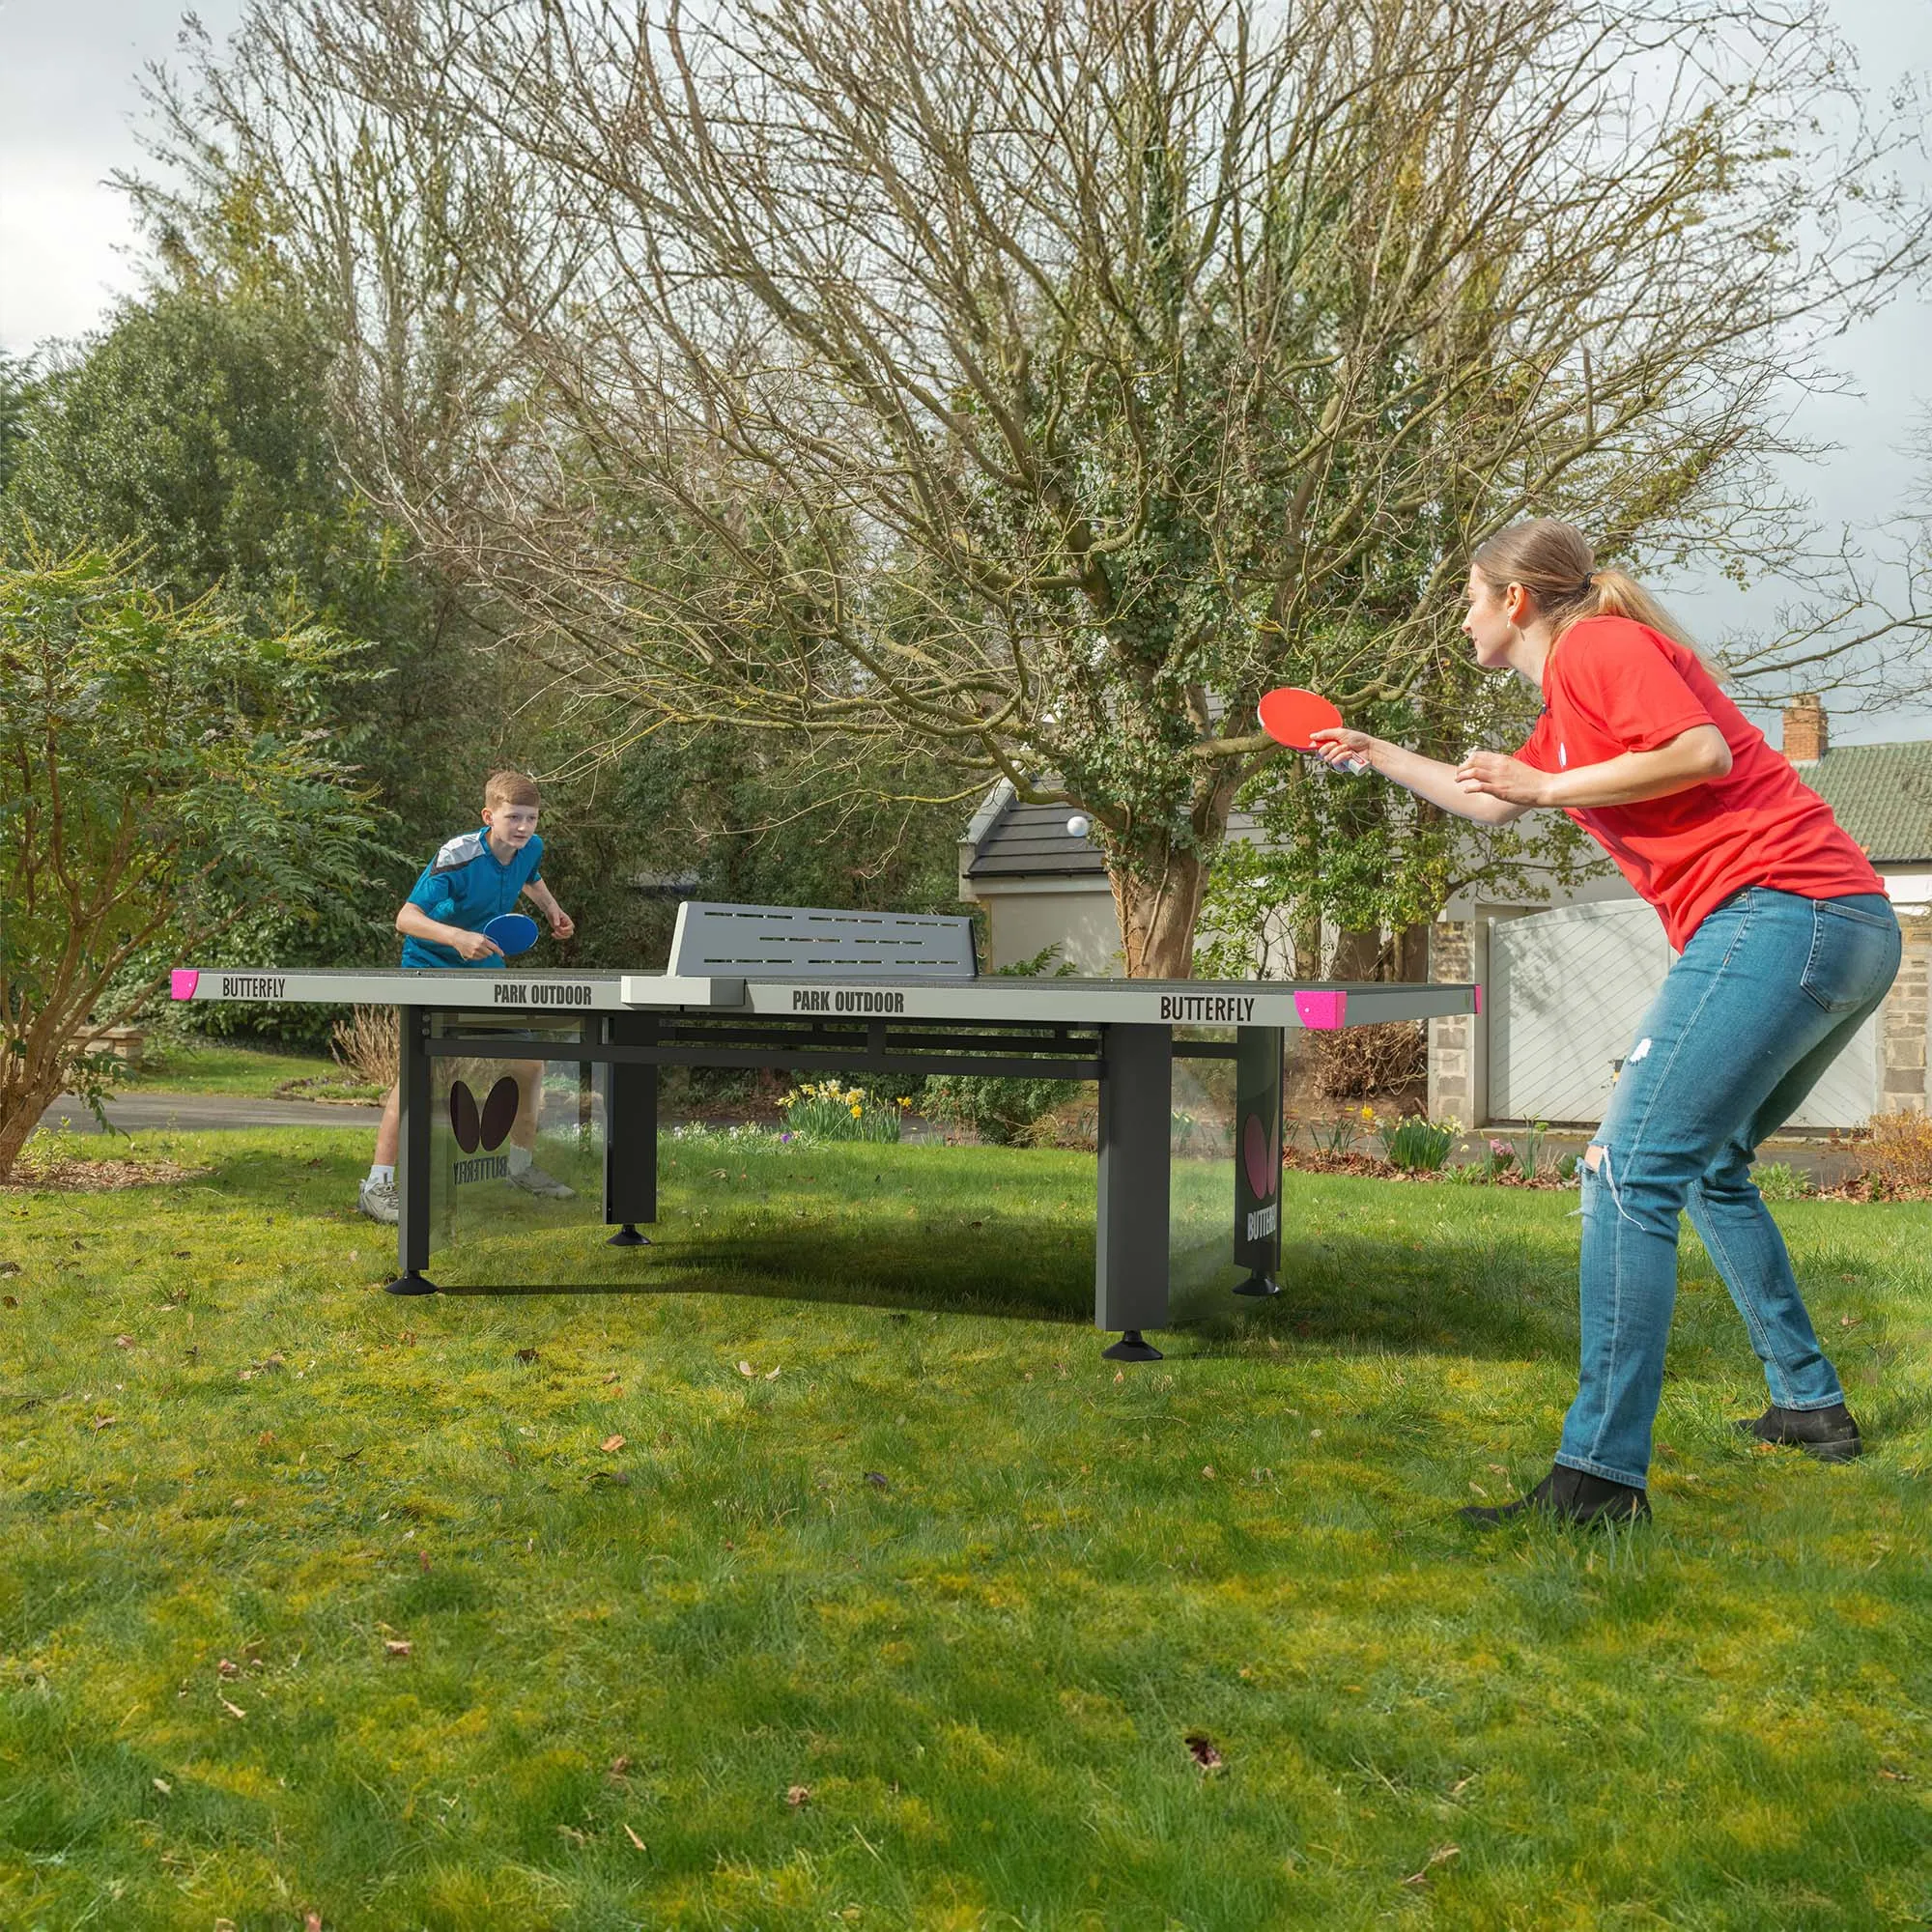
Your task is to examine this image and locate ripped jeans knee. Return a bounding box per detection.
[1581,1139,1682,1239]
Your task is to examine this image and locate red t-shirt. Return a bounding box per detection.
[1515,615,1883,950]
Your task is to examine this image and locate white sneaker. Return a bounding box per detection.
[357,1176,399,1225]
[506,1163,575,1201]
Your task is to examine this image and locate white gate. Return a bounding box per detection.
[1487,900,1879,1130]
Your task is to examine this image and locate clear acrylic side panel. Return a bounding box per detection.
[1168,1035,1241,1311]
[428,1015,607,1283]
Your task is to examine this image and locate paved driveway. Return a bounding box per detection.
[39,1093,384,1133]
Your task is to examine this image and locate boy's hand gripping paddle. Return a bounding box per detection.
[1257,687,1369,773]
[482,912,541,958]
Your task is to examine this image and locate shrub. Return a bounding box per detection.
[919,1073,1078,1146]
[1854,1110,1932,1196]
[1312,1019,1427,1099]
[778,1080,905,1143]
[331,1006,399,1088]
[1381,1116,1456,1172]
[1750,1160,1814,1202]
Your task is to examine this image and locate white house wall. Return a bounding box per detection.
[982,881,1124,975]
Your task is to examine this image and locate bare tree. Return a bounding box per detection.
[134,0,1930,974]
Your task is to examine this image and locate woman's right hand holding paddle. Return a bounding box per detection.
[1310,726,1375,772]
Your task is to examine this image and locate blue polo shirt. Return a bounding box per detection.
[401,828,546,969]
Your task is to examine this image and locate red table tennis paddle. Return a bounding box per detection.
[1257,688,1368,772]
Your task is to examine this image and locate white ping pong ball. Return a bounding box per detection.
[1066,813,1092,838]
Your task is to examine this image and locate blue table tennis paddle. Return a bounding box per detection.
[483,912,541,957]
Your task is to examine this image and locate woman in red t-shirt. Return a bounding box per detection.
[1313,519,1900,1525]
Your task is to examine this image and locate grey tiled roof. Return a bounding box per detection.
[1795,741,1932,864]
[965,801,1110,878]
[963,795,1260,881]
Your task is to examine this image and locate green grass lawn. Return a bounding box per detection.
[118,1041,375,1100]
[2,1129,1930,1930]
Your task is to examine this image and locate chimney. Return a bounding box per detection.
[1783,694,1827,763]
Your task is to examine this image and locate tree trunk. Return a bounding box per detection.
[0,1064,63,1181]
[1328,927,1382,982]
[1110,846,1214,980]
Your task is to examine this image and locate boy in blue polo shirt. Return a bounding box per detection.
[358,770,577,1224]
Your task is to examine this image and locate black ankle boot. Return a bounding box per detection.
[1461,1462,1651,1527]
[1735,1401,1861,1463]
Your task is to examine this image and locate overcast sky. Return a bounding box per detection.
[2,0,1929,742]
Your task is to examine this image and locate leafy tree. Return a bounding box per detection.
[0,544,384,1177]
[0,354,33,496]
[129,0,1931,976]
[4,295,501,954]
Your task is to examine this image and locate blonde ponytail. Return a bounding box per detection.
[1471,520,1702,659]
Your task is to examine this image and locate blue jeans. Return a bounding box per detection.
[1557,889,1900,1489]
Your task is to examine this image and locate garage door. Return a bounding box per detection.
[1488,901,1879,1130]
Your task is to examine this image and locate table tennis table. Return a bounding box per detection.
[173,902,1477,1358]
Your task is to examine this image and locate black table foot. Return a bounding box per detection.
[1234,1272,1281,1297]
[384,1270,440,1296]
[606,1224,651,1247]
[1102,1328,1163,1362]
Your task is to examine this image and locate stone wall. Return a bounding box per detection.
[1881,913,1931,1116]
[1426,918,1486,1128]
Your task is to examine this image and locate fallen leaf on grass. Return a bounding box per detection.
[113,1334,135,1350]
[864,1471,889,1490]
[765,1366,781,1379]
[1200,1465,1216,1480]
[217,1658,241,1680]
[384,1639,412,1659]
[586,1469,632,1487]
[152,1777,171,1796]
[608,1755,632,1780]
[514,1348,539,1365]
[737,1361,755,1378]
[1,1295,15,1309]
[1840,1314,1863,1328]
[0,1261,19,1275]
[1184,1732,1224,1772]
[1403,1844,1460,1885]
[787,1784,811,1807]
[624,1823,646,1851]
[601,1435,626,1454]
[1880,1765,1914,1781]
[91,1415,116,1432]
[258,1431,275,1447]
[218,1696,246,1719]
[417,1550,432,1573]
[305,1915,324,1932]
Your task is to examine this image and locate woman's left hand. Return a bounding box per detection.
[1455,752,1551,807]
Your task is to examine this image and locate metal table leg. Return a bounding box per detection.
[604,1013,658,1247]
[1231,1026,1285,1297]
[385,1003,439,1295]
[1095,1022,1171,1360]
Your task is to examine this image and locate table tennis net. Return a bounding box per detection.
[668,902,978,980]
